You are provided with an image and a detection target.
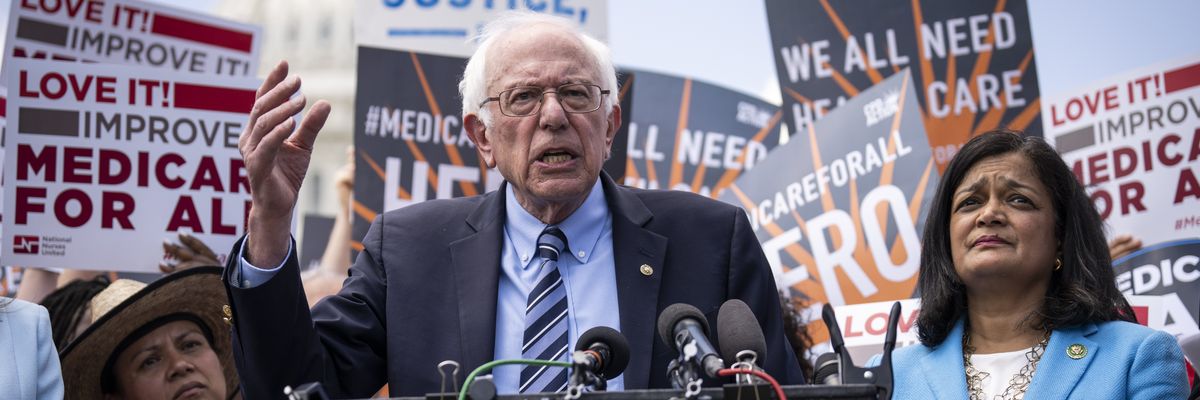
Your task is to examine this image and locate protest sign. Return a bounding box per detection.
[1044,57,1200,247]
[354,0,607,58]
[1044,57,1200,342]
[829,298,921,363]
[2,57,258,271]
[621,69,781,198]
[765,0,1040,170]
[352,46,631,248]
[1115,241,1200,340]
[352,47,488,248]
[719,70,937,343]
[4,0,261,78]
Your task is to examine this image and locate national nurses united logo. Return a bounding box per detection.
[12,235,39,254]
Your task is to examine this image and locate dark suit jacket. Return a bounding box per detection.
[223,173,803,398]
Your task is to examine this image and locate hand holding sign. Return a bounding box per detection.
[1108,234,1143,261]
[160,232,221,273]
[239,61,330,267]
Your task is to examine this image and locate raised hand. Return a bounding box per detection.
[239,60,331,266]
[160,233,222,273]
[1108,234,1143,261]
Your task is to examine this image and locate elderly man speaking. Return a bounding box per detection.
[223,12,803,398]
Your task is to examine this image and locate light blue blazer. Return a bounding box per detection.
[0,298,64,400]
[879,319,1188,399]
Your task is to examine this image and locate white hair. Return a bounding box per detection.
[459,12,618,127]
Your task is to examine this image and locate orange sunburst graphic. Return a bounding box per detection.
[734,70,935,341]
[354,51,486,242]
[787,0,1041,173]
[624,73,782,198]
[664,79,693,190]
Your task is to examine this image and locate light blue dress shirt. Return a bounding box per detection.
[492,181,622,393]
[235,180,623,394]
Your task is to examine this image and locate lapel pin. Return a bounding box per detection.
[640,264,654,276]
[223,304,233,325]
[1067,343,1087,359]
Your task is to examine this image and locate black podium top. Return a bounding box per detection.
[386,384,878,400]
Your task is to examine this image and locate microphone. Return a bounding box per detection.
[572,326,631,380]
[813,352,839,384]
[820,302,899,400]
[657,303,724,378]
[716,299,768,367]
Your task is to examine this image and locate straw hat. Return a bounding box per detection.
[60,267,236,399]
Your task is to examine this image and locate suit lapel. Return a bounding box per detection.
[920,319,969,400]
[603,174,667,389]
[449,187,506,373]
[1027,323,1098,399]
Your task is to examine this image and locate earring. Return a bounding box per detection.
[1054,258,1063,271]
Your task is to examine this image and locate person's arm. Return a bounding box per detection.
[303,150,354,306]
[726,207,806,384]
[15,268,104,304]
[224,60,390,398]
[1129,329,1189,399]
[14,268,59,303]
[224,59,329,288]
[1109,234,1143,261]
[225,217,389,398]
[319,147,354,278]
[56,270,105,287]
[34,304,65,399]
[240,60,330,268]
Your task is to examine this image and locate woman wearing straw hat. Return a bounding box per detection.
[0,296,64,399]
[60,267,238,399]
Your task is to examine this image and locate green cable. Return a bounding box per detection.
[458,359,573,400]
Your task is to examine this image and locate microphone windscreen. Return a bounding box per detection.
[716,299,768,364]
[813,352,839,385]
[657,303,709,351]
[576,326,630,377]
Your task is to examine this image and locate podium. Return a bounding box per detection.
[397,385,878,400]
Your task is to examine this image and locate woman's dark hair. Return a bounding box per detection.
[915,129,1134,346]
[40,275,112,350]
[780,292,815,379]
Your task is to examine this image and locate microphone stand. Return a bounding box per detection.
[566,350,608,400]
[666,340,706,399]
[821,301,900,400]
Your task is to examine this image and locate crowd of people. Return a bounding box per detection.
[0,11,1192,400]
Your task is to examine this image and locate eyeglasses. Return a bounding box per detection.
[479,83,610,117]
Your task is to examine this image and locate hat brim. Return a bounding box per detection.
[60,267,235,399]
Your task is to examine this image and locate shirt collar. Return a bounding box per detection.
[504,179,609,269]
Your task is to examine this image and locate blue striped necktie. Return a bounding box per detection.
[520,226,571,393]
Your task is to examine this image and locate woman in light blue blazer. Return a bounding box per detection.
[889,130,1187,399]
[0,297,64,399]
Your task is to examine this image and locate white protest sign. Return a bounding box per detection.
[1043,56,1200,246]
[354,0,607,57]
[4,0,261,78]
[2,57,258,271]
[1125,294,1200,340]
[832,298,922,363]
